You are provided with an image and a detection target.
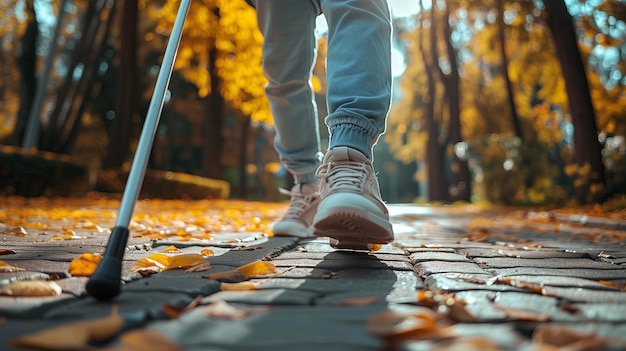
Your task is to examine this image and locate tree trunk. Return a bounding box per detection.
[104,0,138,169]
[13,0,38,146]
[238,116,251,198]
[421,3,447,202]
[543,0,606,203]
[59,0,118,154]
[41,0,100,151]
[496,0,523,140]
[202,46,223,179]
[438,4,471,202]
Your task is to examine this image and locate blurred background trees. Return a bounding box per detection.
[0,0,624,206]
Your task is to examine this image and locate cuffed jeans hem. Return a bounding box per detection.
[329,124,374,160]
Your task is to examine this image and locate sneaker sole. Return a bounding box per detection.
[313,206,394,249]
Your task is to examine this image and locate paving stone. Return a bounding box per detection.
[0,294,75,318]
[124,275,221,297]
[414,261,488,276]
[273,257,414,271]
[490,267,626,280]
[455,290,580,322]
[499,274,621,290]
[409,251,470,263]
[149,304,386,351]
[204,288,317,305]
[475,257,623,269]
[459,247,591,259]
[40,291,195,319]
[255,276,395,294]
[542,286,626,303]
[424,273,524,292]
[573,303,626,322]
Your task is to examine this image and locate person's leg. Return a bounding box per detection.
[252,0,323,237]
[312,0,394,247]
[253,0,323,185]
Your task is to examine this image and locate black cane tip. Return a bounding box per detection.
[86,256,122,300]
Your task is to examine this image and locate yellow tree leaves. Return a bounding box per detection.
[153,0,270,124]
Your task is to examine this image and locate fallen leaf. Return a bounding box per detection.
[236,260,276,277]
[202,299,269,320]
[0,249,16,255]
[367,305,439,338]
[444,297,477,322]
[493,304,550,322]
[166,254,207,270]
[11,306,123,350]
[161,296,203,319]
[0,280,62,297]
[200,248,214,256]
[131,253,207,273]
[68,253,102,277]
[185,262,212,272]
[101,329,182,351]
[160,245,182,253]
[220,282,257,291]
[531,324,609,351]
[7,227,27,236]
[0,260,25,272]
[337,296,380,306]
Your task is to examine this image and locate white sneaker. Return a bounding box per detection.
[272,183,320,238]
[313,146,394,247]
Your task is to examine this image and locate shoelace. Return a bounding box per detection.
[317,161,368,192]
[278,187,318,219]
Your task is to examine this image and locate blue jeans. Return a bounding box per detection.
[251,0,392,184]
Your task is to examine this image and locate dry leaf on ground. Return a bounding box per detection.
[102,329,182,351]
[161,296,204,319]
[337,296,380,306]
[493,304,550,322]
[0,249,16,255]
[68,253,102,277]
[236,260,276,277]
[132,253,208,273]
[367,305,441,338]
[0,280,62,297]
[220,282,257,291]
[11,306,124,350]
[0,260,25,272]
[530,325,609,351]
[202,299,270,320]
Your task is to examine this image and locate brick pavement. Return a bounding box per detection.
[0,203,625,350]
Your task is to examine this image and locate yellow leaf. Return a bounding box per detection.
[166,253,207,270]
[0,280,62,296]
[200,248,215,257]
[11,306,124,350]
[131,253,207,273]
[160,245,182,253]
[0,260,25,272]
[236,260,276,277]
[101,329,183,351]
[220,282,257,291]
[68,253,102,277]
